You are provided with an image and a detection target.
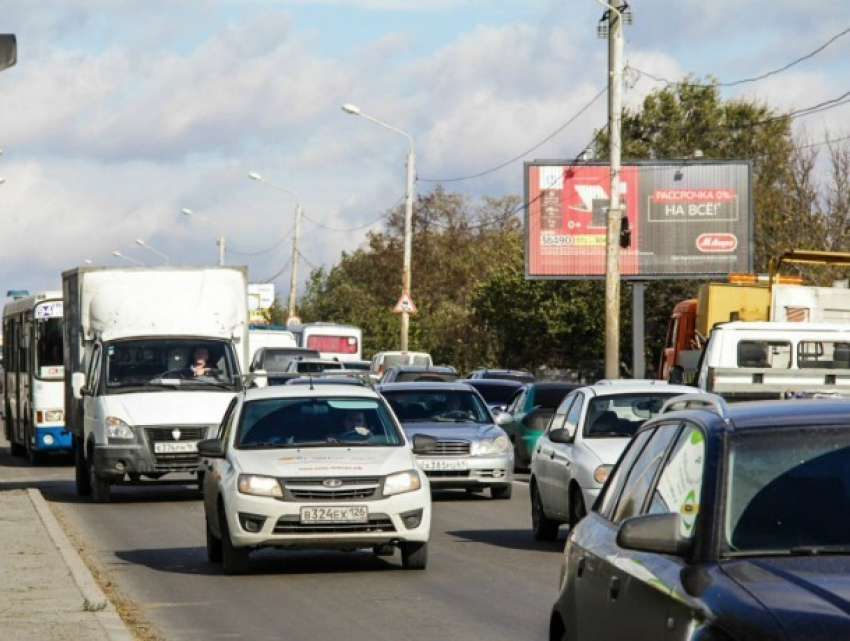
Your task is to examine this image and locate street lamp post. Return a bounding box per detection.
[112,250,145,266]
[181,208,225,265]
[135,238,170,265]
[248,172,302,322]
[342,103,415,351]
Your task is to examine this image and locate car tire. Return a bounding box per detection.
[206,517,222,563]
[74,437,92,497]
[531,483,558,541]
[26,426,45,465]
[490,484,513,500]
[220,509,250,575]
[569,486,587,530]
[400,541,427,570]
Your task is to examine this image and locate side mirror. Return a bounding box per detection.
[617,512,692,557]
[197,438,225,459]
[71,372,87,399]
[492,409,512,426]
[412,434,438,455]
[548,427,572,444]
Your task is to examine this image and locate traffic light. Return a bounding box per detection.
[619,215,631,248]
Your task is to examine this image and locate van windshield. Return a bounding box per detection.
[105,338,239,390]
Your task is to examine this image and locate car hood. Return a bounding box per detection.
[232,446,418,478]
[581,437,631,466]
[400,421,504,441]
[104,391,235,426]
[723,557,850,639]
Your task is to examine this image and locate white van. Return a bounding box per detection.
[370,351,433,379]
[696,321,850,401]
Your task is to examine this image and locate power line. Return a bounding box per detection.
[631,23,850,89]
[419,85,609,184]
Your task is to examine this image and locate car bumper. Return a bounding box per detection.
[418,454,514,489]
[223,488,432,550]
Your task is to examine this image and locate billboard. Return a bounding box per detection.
[525,160,753,279]
[248,283,275,324]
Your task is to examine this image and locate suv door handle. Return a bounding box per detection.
[577,556,586,578]
[609,576,620,600]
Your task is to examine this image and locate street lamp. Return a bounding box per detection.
[248,172,302,322]
[135,238,170,265]
[342,103,416,351]
[181,207,225,265]
[112,250,145,266]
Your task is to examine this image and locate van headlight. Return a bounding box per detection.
[473,435,510,456]
[105,416,135,441]
[384,470,422,496]
[238,474,283,497]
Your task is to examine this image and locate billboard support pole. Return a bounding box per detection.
[602,1,624,379]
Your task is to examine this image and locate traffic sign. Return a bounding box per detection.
[394,291,418,314]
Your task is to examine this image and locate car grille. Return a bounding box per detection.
[144,425,210,470]
[273,514,396,535]
[430,440,471,456]
[281,477,382,501]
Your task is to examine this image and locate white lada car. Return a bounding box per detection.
[199,384,433,574]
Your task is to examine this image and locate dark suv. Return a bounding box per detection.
[466,368,534,384]
[551,392,850,641]
[248,347,320,385]
[379,365,459,384]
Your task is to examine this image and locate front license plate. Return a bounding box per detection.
[420,458,469,471]
[154,441,198,454]
[300,506,369,524]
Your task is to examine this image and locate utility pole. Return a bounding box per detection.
[600,1,625,379]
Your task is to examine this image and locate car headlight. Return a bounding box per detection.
[593,464,613,485]
[105,416,135,441]
[237,474,283,497]
[384,470,422,497]
[472,435,510,456]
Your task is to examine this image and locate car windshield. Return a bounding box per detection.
[534,385,577,408]
[467,383,521,405]
[236,397,403,448]
[383,389,491,424]
[725,427,850,555]
[583,393,677,438]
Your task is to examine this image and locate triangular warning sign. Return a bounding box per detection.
[394,291,418,314]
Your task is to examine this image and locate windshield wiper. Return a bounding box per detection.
[789,545,850,556]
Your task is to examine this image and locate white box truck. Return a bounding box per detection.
[63,266,249,502]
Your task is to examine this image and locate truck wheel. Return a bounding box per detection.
[219,510,249,575]
[74,438,92,497]
[90,463,112,503]
[400,541,428,570]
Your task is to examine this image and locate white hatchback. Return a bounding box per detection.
[200,384,432,574]
[529,380,696,540]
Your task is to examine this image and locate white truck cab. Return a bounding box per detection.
[64,266,249,502]
[696,321,850,401]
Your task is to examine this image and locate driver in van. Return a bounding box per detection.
[190,347,213,377]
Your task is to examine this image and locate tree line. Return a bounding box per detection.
[266,80,850,378]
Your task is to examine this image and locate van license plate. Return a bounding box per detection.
[300,506,368,524]
[154,441,198,454]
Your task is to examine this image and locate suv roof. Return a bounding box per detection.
[468,368,534,382]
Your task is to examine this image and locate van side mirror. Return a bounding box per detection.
[71,372,87,399]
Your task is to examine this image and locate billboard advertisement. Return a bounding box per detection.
[525,160,753,279]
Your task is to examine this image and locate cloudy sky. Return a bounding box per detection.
[1,1,849,302]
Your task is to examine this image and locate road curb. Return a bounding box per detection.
[28,488,135,641]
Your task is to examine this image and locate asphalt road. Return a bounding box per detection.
[1,442,564,641]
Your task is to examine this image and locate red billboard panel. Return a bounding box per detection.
[525,161,753,279]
